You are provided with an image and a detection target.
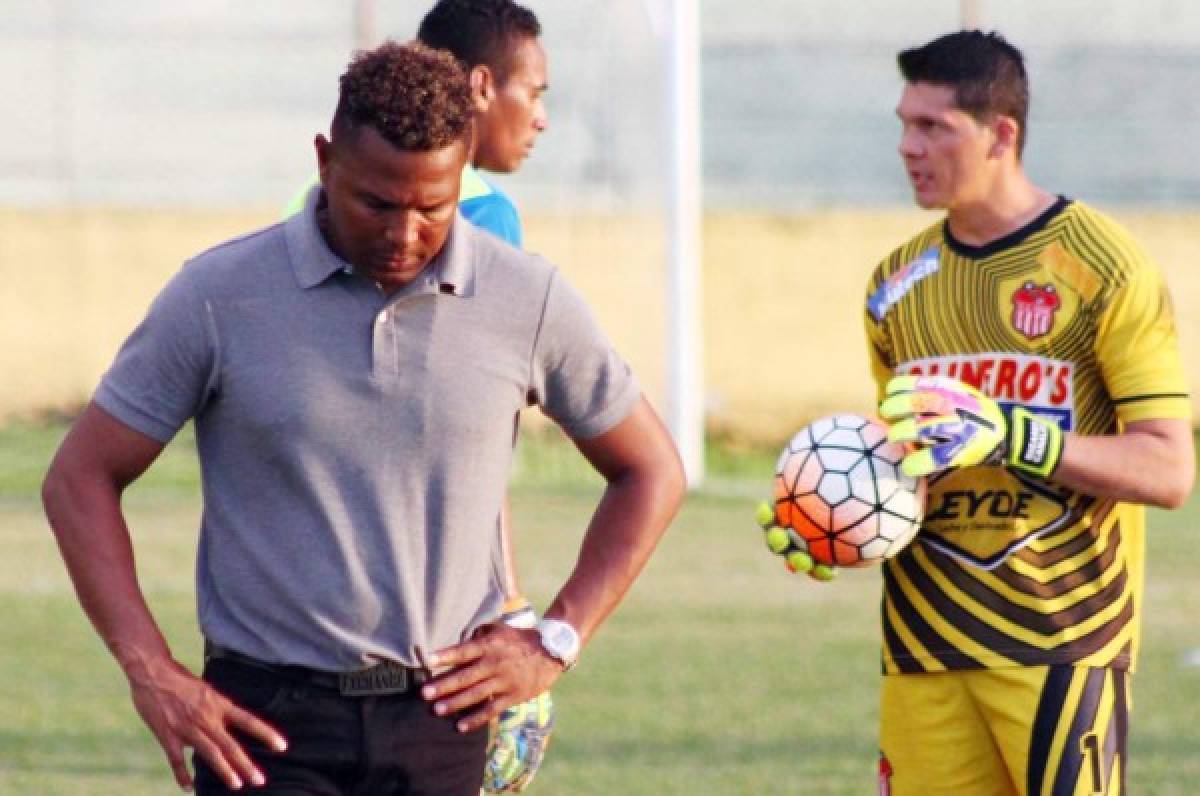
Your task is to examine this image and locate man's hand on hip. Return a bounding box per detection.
[422,623,564,733]
[124,654,287,792]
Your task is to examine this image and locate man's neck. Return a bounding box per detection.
[946,174,1056,248]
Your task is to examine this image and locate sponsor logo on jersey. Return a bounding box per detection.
[898,353,1076,568]
[912,471,1074,569]
[1011,281,1061,339]
[898,353,1075,431]
[868,246,940,321]
[924,487,1036,525]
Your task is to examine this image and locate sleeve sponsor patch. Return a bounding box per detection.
[868,246,941,322]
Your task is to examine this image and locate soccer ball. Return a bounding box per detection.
[773,413,925,568]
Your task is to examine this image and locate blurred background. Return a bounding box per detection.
[3,0,1199,447]
[7,1,1200,207]
[2,3,1200,794]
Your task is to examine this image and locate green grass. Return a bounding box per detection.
[2,422,1199,794]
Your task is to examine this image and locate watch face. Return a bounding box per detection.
[539,619,580,667]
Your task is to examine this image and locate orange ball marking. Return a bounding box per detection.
[805,537,835,566]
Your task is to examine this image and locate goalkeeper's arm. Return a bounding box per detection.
[880,375,1193,508]
[1050,418,1193,508]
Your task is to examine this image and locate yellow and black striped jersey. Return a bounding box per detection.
[864,198,1190,674]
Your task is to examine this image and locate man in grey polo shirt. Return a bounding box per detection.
[42,41,684,795]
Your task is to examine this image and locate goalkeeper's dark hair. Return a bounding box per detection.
[898,30,1030,157]
[331,40,472,152]
[418,0,541,83]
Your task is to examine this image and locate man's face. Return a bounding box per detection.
[472,35,548,173]
[896,81,999,210]
[316,126,467,293]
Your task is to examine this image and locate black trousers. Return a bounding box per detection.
[193,656,487,795]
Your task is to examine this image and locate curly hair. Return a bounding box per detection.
[331,40,473,151]
[418,0,541,82]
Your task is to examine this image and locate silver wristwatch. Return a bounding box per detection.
[536,618,581,672]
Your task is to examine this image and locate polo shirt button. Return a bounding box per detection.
[376,311,389,325]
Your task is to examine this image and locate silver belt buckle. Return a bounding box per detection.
[338,661,411,696]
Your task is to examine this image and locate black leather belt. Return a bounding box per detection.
[205,642,429,697]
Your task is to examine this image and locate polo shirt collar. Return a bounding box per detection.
[283,183,476,297]
[432,214,476,298]
[284,184,355,289]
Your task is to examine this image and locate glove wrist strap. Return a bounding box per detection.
[501,598,538,629]
[1004,407,1064,479]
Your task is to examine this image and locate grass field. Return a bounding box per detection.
[2,422,1198,794]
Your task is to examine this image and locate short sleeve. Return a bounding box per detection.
[93,267,219,442]
[529,271,639,439]
[1095,261,1190,424]
[864,272,895,404]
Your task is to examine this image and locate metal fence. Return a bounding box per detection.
[3,0,1199,209]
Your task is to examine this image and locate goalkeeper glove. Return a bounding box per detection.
[484,691,555,793]
[483,598,555,793]
[879,375,1063,479]
[754,501,837,582]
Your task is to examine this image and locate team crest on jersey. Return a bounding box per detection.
[996,246,1090,347]
[868,246,940,321]
[1011,281,1060,339]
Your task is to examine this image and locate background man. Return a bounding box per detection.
[418,0,547,247]
[42,40,683,795]
[866,31,1193,795]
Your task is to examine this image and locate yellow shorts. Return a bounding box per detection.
[878,666,1129,796]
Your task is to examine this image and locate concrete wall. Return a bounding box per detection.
[3,207,1196,443]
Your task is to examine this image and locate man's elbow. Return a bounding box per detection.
[41,456,97,539]
[629,441,686,518]
[1156,462,1195,511]
[658,446,687,514]
[41,463,69,535]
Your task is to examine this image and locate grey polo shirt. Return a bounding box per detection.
[95,186,639,672]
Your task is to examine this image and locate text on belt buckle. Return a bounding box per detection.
[338,661,410,696]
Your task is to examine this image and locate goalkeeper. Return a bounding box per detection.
[763,31,1194,795]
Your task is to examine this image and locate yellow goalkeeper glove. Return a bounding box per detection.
[754,502,837,582]
[879,375,1063,480]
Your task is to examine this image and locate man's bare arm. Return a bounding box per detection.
[42,402,286,792]
[424,396,685,730]
[543,396,687,643]
[1054,418,1194,509]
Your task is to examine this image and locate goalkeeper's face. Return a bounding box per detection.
[895,81,1002,211]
